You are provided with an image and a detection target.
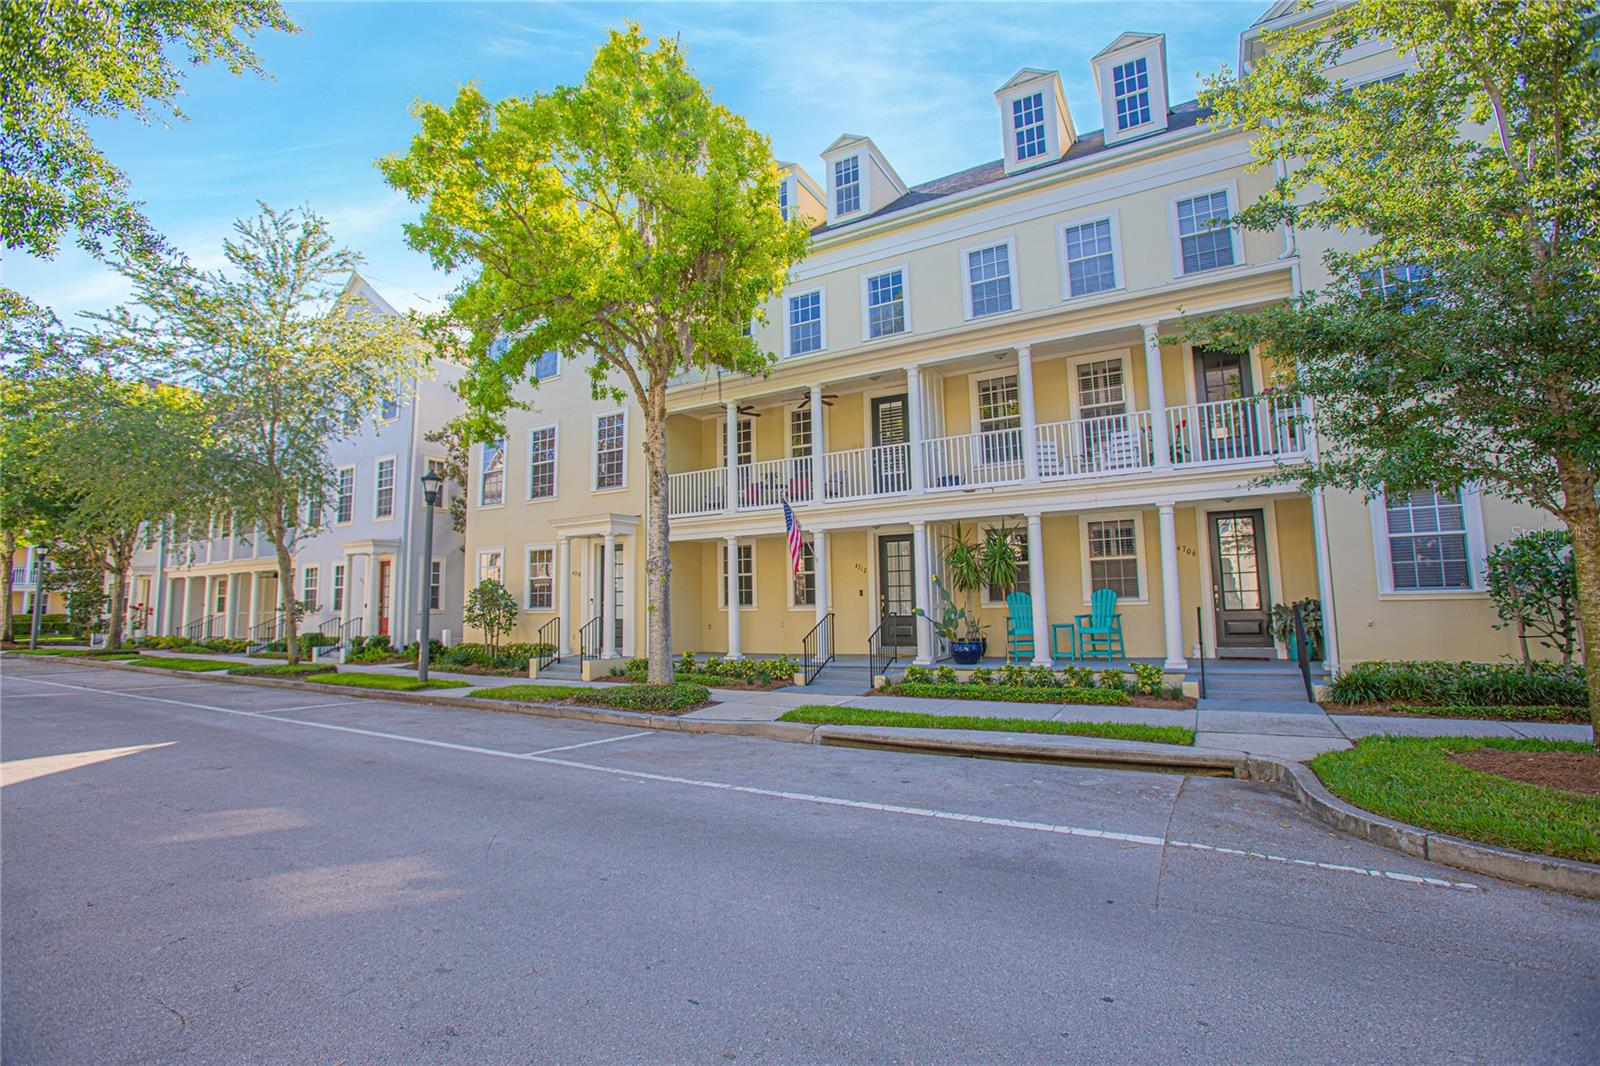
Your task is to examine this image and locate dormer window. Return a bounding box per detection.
[834,156,861,215]
[1012,92,1047,161]
[1112,58,1151,130]
[778,178,790,221]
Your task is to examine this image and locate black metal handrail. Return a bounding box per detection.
[184,614,217,642]
[245,612,284,654]
[538,616,561,671]
[577,616,601,665]
[1292,601,1315,702]
[800,612,834,685]
[867,616,903,688]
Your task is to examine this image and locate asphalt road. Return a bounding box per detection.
[3,657,1598,1064]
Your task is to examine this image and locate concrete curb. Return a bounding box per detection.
[11,652,1599,899]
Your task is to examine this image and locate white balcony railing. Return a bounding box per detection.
[10,567,33,585]
[823,443,910,501]
[1034,410,1155,479]
[1167,395,1306,467]
[735,456,812,510]
[922,427,1026,489]
[668,467,726,517]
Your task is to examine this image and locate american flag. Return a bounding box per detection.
[783,500,803,576]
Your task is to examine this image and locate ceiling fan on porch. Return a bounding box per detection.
[735,404,764,418]
[794,391,837,411]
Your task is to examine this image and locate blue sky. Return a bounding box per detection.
[10,1,1264,322]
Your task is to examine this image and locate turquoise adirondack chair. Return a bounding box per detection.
[1075,588,1125,660]
[1004,591,1035,664]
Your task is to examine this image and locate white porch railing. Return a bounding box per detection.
[667,467,726,517]
[736,455,812,510]
[1034,410,1155,479]
[1166,395,1306,467]
[823,443,911,501]
[11,567,33,585]
[922,427,1026,489]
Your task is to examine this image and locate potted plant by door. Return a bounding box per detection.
[939,523,989,660]
[914,575,986,664]
[1269,597,1324,660]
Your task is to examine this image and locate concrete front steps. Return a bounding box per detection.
[1197,659,1324,713]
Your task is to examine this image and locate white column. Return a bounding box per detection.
[911,520,932,665]
[724,535,742,660]
[813,527,830,626]
[1143,322,1173,470]
[1026,512,1051,665]
[723,401,739,514]
[1158,503,1188,671]
[247,572,261,634]
[600,532,617,659]
[1310,488,1340,672]
[906,365,926,492]
[556,536,571,657]
[809,384,825,505]
[1017,346,1040,482]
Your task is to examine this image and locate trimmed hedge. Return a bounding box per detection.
[1390,703,1585,723]
[619,654,800,686]
[470,681,711,713]
[127,656,230,671]
[780,705,1192,744]
[1327,660,1585,707]
[305,671,469,691]
[882,682,1130,705]
[227,663,333,678]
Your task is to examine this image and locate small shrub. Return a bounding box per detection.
[902,665,934,684]
[228,662,330,678]
[1328,660,1584,706]
[573,681,710,713]
[1132,662,1164,697]
[1098,668,1127,693]
[1026,665,1057,688]
[969,667,994,686]
[999,664,1027,687]
[886,682,1129,706]
[1162,684,1186,701]
[934,665,958,684]
[1059,664,1096,688]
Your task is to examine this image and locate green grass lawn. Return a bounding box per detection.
[778,706,1194,745]
[470,681,710,713]
[15,648,139,659]
[228,663,334,678]
[305,671,469,691]
[127,656,231,671]
[1311,736,1600,863]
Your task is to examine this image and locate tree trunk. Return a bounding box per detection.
[644,377,674,685]
[106,541,133,649]
[0,528,16,643]
[1556,456,1600,749]
[272,534,299,665]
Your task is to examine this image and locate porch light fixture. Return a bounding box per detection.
[418,468,445,681]
[421,467,445,508]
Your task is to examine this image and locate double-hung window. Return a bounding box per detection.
[302,566,319,612]
[778,179,790,221]
[380,398,400,421]
[481,438,506,505]
[720,542,754,608]
[374,458,396,518]
[526,547,554,609]
[332,564,345,612]
[533,349,559,379]
[429,560,442,611]
[423,458,449,509]
[977,373,1022,465]
[789,409,811,458]
[864,268,906,339]
[982,529,1030,604]
[528,425,557,499]
[793,540,816,607]
[788,291,823,355]
[213,580,227,615]
[1087,518,1140,599]
[1175,190,1235,274]
[1384,489,1470,590]
[335,467,355,524]
[1113,57,1151,130]
[1076,359,1127,421]
[478,550,503,585]
[720,417,753,467]
[1062,218,1117,297]
[1361,264,1432,311]
[595,413,625,489]
[1012,91,1047,161]
[833,156,860,215]
[966,243,1014,317]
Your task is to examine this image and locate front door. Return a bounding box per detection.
[871,395,909,494]
[376,560,392,636]
[1209,510,1272,650]
[592,544,624,651]
[876,534,915,649]
[1193,348,1259,461]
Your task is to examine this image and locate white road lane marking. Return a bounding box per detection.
[9,672,1483,892]
[254,701,369,715]
[523,731,656,756]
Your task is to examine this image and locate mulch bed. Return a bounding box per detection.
[1450,748,1600,797]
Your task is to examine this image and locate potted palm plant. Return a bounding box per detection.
[978,522,1022,603]
[937,523,988,663]
[913,576,984,663]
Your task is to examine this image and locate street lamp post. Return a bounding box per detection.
[28,547,49,651]
[418,468,444,683]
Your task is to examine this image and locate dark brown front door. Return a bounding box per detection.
[1193,348,1260,461]
[871,395,910,494]
[1210,510,1272,649]
[876,534,915,649]
[377,560,392,636]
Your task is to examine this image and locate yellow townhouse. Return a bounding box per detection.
[460,4,1562,679]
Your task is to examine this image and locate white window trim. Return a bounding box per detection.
[428,556,445,613]
[967,369,1023,439]
[1166,180,1243,279]
[371,454,399,521]
[333,465,357,527]
[858,262,912,343]
[783,285,828,358]
[831,154,864,219]
[331,563,346,613]
[782,403,814,459]
[421,456,449,510]
[1056,210,1125,302]
[478,439,507,510]
[777,174,791,221]
[1065,349,1135,420]
[1366,485,1488,598]
[532,349,563,381]
[716,541,756,611]
[526,423,560,501]
[1110,56,1154,135]
[960,236,1020,321]
[997,81,1062,173]
[591,409,628,492]
[980,524,1031,607]
[718,413,755,466]
[1078,511,1151,606]
[523,543,556,611]
[378,398,402,423]
[302,565,319,612]
[475,546,506,588]
[786,537,817,611]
